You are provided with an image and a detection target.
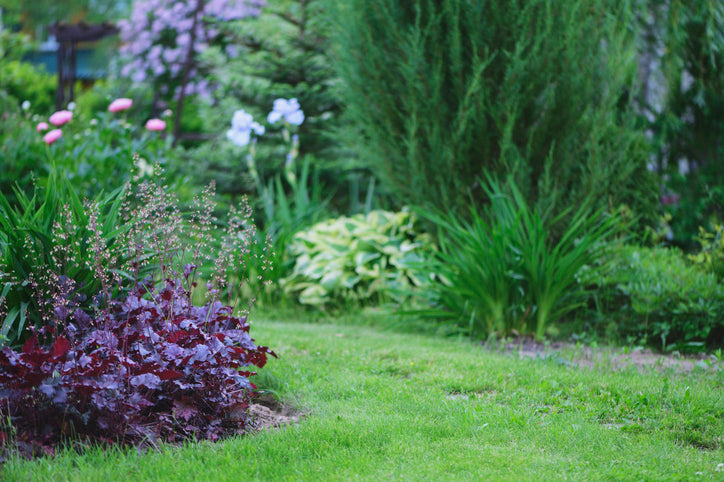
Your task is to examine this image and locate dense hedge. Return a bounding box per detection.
[579,245,724,351]
[331,0,659,235]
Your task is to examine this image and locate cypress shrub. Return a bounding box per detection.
[331,0,658,232]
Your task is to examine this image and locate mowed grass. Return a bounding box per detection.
[2,317,724,481]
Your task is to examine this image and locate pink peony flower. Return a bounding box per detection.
[37,122,49,132]
[145,118,166,131]
[49,110,73,126]
[43,129,62,145]
[108,98,133,113]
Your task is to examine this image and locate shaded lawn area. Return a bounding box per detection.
[3,318,724,481]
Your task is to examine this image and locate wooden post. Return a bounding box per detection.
[48,22,119,111]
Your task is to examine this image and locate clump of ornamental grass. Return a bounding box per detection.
[0,163,276,460]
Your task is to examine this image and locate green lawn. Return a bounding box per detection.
[3,317,723,481]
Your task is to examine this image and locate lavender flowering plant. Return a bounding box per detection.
[117,0,265,138]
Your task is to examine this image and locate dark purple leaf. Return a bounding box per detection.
[50,337,71,359]
[85,330,119,350]
[129,373,162,390]
[173,399,198,422]
[21,335,39,354]
[160,342,185,360]
[157,369,183,381]
[188,344,212,364]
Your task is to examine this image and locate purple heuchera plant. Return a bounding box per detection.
[117,0,266,98]
[0,272,275,457]
[0,177,276,459]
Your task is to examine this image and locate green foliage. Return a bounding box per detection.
[252,156,331,305]
[0,100,179,203]
[331,0,658,234]
[74,78,207,150]
[282,210,434,307]
[0,173,128,346]
[0,108,43,203]
[417,177,619,340]
[580,245,724,351]
[198,0,372,212]
[687,224,724,280]
[0,61,56,115]
[0,28,33,62]
[209,0,341,160]
[646,0,724,244]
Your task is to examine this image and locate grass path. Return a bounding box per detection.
[3,319,724,481]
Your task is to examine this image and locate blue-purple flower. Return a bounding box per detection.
[267,98,304,126]
[226,109,265,147]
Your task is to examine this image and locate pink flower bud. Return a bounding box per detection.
[43,129,62,145]
[49,110,73,126]
[145,118,166,131]
[37,122,49,132]
[108,98,133,113]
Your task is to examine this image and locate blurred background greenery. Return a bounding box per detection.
[1,0,723,351]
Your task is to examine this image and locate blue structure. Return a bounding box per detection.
[24,48,110,80]
[38,22,119,110]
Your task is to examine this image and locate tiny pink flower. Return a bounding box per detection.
[49,110,73,126]
[145,118,166,131]
[43,129,62,145]
[37,122,49,132]
[108,98,133,113]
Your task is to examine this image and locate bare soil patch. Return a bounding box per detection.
[247,393,306,432]
[487,338,722,374]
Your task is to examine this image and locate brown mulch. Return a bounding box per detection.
[247,393,306,432]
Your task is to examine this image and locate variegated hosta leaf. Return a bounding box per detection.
[282,210,435,306]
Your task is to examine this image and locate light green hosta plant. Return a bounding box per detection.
[282,210,434,307]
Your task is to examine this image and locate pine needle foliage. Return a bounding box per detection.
[331,0,658,232]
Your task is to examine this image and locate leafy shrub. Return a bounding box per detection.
[0,61,57,115]
[644,1,724,245]
[579,245,724,351]
[416,176,619,340]
[0,29,33,62]
[0,278,273,457]
[0,98,178,203]
[282,210,434,307]
[687,225,724,280]
[73,79,206,150]
[331,0,658,235]
[0,172,275,457]
[0,109,44,203]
